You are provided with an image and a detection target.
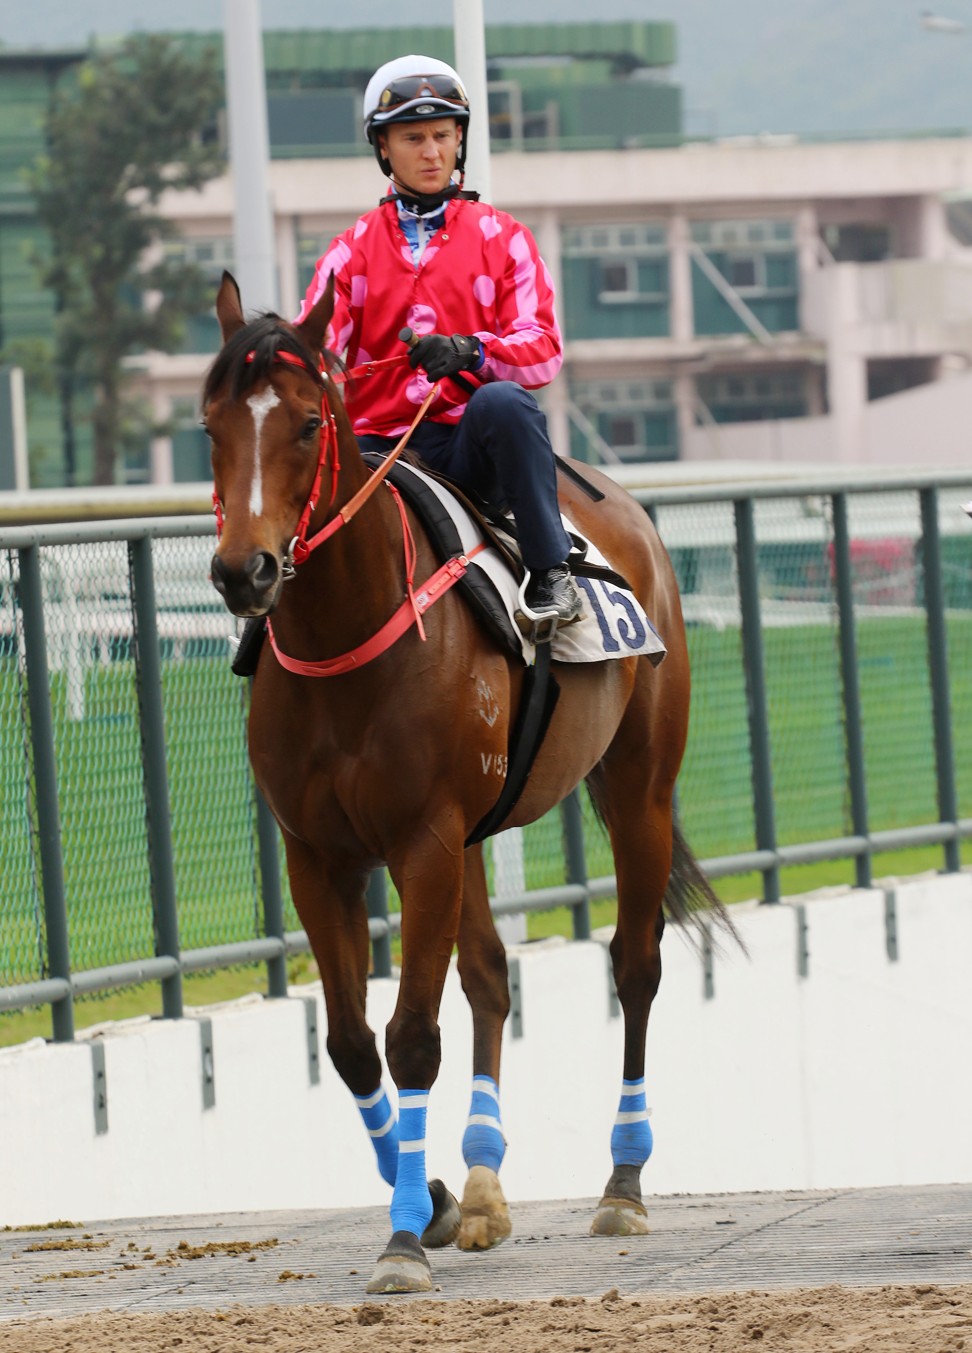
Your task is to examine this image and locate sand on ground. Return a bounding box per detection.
[2,1283,971,1352]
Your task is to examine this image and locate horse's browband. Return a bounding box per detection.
[245,346,324,383]
[245,345,409,385]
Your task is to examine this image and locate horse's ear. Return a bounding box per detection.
[216,271,246,343]
[295,272,335,356]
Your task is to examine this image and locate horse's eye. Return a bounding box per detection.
[302,417,322,440]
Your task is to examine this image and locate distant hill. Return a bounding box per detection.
[6,0,972,140]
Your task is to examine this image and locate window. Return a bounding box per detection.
[727,255,760,290]
[691,218,794,248]
[598,258,637,301]
[570,378,678,462]
[607,415,639,448]
[573,379,674,410]
[822,223,893,263]
[166,235,235,279]
[695,369,808,425]
[171,398,211,483]
[563,223,668,255]
[692,218,799,335]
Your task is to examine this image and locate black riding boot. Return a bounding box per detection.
[524,563,584,626]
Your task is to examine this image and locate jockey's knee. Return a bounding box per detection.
[465,384,552,472]
[466,381,540,430]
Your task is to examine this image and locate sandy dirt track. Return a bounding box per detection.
[2,1284,971,1352]
[4,1185,970,1349]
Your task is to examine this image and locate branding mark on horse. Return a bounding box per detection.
[476,678,500,727]
[245,386,281,517]
[480,752,508,778]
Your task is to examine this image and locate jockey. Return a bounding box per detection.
[297,53,584,631]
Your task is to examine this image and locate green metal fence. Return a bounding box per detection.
[3,468,972,1040]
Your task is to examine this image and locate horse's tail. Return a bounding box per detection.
[664,819,745,952]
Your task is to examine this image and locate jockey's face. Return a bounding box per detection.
[380,118,461,197]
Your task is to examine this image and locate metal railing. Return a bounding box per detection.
[2,467,971,1040]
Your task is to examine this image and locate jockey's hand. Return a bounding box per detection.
[407,333,481,381]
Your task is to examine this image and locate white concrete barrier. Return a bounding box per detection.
[1,870,969,1227]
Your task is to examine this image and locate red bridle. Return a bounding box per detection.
[211,348,340,572]
[210,344,482,676]
[211,347,439,570]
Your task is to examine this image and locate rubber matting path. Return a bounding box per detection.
[2,1183,970,1321]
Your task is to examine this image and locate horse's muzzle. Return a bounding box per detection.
[210,549,282,617]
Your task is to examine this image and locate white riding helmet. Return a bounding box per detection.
[363,54,470,177]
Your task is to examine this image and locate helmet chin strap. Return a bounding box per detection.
[386,178,462,214]
[384,169,480,213]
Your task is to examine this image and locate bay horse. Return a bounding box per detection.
[204,272,728,1295]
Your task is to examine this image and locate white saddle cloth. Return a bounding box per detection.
[405,461,667,667]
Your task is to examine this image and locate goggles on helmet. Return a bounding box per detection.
[377,73,469,114]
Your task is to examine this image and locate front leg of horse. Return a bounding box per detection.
[366,848,464,1295]
[281,842,458,1272]
[365,1007,448,1294]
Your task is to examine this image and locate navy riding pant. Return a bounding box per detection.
[357,381,571,572]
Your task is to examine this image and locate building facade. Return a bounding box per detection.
[149,133,972,484]
[5,24,972,486]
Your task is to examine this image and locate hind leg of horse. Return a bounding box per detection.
[454,843,513,1251]
[588,681,684,1237]
[589,791,672,1236]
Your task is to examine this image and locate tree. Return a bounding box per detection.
[28,35,224,485]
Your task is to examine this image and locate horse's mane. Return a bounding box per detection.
[202,312,343,405]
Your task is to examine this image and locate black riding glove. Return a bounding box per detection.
[407,333,481,381]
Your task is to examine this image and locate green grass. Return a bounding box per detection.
[3,609,972,1041]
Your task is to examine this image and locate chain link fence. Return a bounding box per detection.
[2,470,972,1035]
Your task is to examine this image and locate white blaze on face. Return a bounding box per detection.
[245,386,281,517]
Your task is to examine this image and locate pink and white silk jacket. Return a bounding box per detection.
[296,196,564,439]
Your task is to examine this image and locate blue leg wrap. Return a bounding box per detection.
[389,1090,433,1237]
[354,1086,399,1187]
[610,1077,653,1168]
[461,1075,506,1172]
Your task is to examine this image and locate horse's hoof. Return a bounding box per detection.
[456,1164,512,1251]
[365,1230,432,1294]
[422,1178,462,1249]
[590,1196,650,1237]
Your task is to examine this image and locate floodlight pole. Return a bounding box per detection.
[223,0,278,313]
[453,0,492,201]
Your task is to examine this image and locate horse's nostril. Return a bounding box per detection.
[248,551,279,590]
[210,554,228,594]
